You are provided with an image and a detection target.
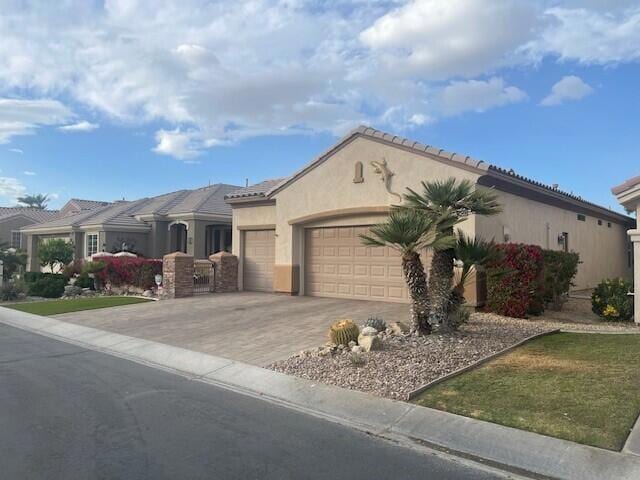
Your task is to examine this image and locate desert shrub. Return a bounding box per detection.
[38,239,74,273]
[592,278,634,322]
[75,273,95,290]
[62,259,84,278]
[364,316,386,332]
[82,260,106,275]
[0,282,24,301]
[542,250,580,310]
[486,243,544,318]
[95,257,162,290]
[27,274,66,298]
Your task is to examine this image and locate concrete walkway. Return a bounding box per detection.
[2,306,640,480]
[52,292,410,366]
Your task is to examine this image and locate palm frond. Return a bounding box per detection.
[403,177,502,219]
[360,208,440,254]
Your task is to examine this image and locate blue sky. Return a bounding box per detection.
[0,1,638,213]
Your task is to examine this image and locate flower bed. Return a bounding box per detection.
[270,315,554,400]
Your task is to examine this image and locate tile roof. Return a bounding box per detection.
[225,178,288,199]
[66,198,111,211]
[612,176,640,196]
[22,183,241,232]
[0,207,61,223]
[233,125,630,222]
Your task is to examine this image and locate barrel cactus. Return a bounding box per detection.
[364,316,386,332]
[329,319,360,346]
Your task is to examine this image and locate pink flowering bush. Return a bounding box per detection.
[95,257,162,290]
[486,243,545,318]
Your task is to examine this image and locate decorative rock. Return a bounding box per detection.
[348,340,356,348]
[358,334,382,352]
[390,321,410,335]
[360,326,378,337]
[143,289,154,297]
[351,345,364,353]
[63,285,82,297]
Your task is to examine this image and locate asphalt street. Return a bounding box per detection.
[0,323,507,479]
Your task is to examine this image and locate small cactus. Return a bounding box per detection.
[329,319,359,346]
[364,316,387,332]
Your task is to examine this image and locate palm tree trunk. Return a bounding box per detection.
[402,251,431,335]
[427,245,455,327]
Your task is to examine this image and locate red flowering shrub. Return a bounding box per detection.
[486,243,545,318]
[95,257,162,290]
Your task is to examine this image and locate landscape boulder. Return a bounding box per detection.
[389,321,410,335]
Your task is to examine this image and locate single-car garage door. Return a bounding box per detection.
[305,226,408,303]
[243,229,275,292]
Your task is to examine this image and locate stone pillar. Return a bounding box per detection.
[209,252,238,293]
[162,252,194,299]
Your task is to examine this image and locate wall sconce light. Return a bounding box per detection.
[503,226,511,243]
[188,237,193,245]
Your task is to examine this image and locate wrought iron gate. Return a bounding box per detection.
[193,261,215,294]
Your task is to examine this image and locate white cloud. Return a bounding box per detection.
[58,120,99,132]
[530,7,640,64]
[153,129,203,160]
[0,1,637,158]
[9,148,23,154]
[0,98,74,143]
[23,171,36,176]
[360,0,538,79]
[0,176,27,204]
[540,75,594,106]
[439,77,528,116]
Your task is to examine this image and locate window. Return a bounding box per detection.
[597,219,603,226]
[577,214,586,222]
[10,231,21,249]
[86,233,98,257]
[607,222,612,228]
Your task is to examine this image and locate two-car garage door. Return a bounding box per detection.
[304,226,408,303]
[243,226,408,303]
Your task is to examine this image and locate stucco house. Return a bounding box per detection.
[0,198,109,250]
[226,126,634,304]
[21,184,240,271]
[612,176,640,323]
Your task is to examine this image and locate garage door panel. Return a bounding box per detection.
[243,229,275,292]
[305,226,408,303]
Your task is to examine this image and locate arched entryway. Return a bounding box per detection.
[169,222,188,253]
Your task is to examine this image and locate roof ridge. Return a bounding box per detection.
[191,184,223,213]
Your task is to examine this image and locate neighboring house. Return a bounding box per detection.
[0,207,60,249]
[226,126,634,303]
[21,184,240,271]
[612,176,640,323]
[0,198,109,251]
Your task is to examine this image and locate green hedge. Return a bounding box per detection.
[542,250,580,310]
[26,274,66,298]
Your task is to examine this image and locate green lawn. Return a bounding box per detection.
[412,332,640,450]
[5,296,152,316]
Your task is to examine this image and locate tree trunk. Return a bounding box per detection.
[402,251,431,335]
[427,243,455,328]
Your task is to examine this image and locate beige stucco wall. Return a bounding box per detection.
[476,189,632,290]
[271,137,479,273]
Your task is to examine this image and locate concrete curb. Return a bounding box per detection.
[2,306,640,480]
[407,329,560,400]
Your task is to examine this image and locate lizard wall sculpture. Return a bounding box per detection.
[370,157,402,203]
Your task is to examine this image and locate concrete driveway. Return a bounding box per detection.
[54,292,410,366]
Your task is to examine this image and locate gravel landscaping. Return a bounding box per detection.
[270,314,558,400]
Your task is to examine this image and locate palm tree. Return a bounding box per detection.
[446,233,498,330]
[403,178,502,327]
[17,193,49,209]
[360,208,457,334]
